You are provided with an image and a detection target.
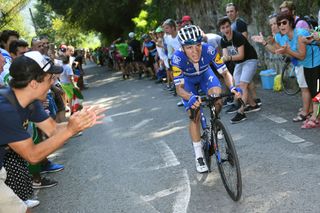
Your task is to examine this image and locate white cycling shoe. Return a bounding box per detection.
[195,157,208,173]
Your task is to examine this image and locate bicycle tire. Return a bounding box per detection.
[214,119,242,201]
[281,63,300,95]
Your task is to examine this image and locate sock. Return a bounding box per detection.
[193,141,203,159]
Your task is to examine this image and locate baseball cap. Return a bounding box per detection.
[155,26,163,33]
[60,44,67,52]
[182,15,192,22]
[10,51,63,80]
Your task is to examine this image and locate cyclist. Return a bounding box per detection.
[172,25,241,173]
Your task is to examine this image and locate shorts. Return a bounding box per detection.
[0,167,27,213]
[182,68,221,108]
[294,65,308,88]
[61,83,74,99]
[304,65,320,97]
[234,59,257,85]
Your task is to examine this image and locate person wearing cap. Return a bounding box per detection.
[0,51,104,213]
[181,15,193,27]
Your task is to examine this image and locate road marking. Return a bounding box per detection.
[261,113,287,123]
[131,118,153,130]
[131,140,180,171]
[156,140,180,168]
[272,129,305,143]
[140,169,191,213]
[298,141,314,148]
[172,169,191,213]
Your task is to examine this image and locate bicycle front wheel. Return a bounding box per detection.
[214,119,242,201]
[281,63,300,95]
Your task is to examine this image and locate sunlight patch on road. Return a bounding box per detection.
[150,126,186,139]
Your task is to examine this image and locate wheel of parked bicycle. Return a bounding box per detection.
[214,119,242,201]
[281,62,300,95]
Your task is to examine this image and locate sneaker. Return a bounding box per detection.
[255,98,262,106]
[226,104,240,114]
[195,157,208,173]
[217,130,224,140]
[230,112,247,124]
[177,101,184,107]
[24,199,40,208]
[41,161,64,174]
[32,177,58,189]
[244,105,261,113]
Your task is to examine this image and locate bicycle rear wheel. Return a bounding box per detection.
[281,63,300,95]
[214,119,242,201]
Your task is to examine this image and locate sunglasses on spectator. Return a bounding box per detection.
[277,20,288,26]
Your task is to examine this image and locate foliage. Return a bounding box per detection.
[0,0,31,40]
[33,1,100,48]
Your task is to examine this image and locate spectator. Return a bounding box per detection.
[181,15,193,27]
[0,51,104,213]
[279,1,310,30]
[9,40,29,59]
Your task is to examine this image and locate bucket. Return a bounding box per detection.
[260,69,277,90]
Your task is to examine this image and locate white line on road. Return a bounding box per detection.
[156,140,180,168]
[272,129,305,143]
[131,118,153,130]
[261,113,287,124]
[140,169,191,213]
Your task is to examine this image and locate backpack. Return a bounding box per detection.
[295,15,318,30]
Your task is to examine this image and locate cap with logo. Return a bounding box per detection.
[10,51,63,80]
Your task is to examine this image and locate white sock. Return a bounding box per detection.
[193,141,203,159]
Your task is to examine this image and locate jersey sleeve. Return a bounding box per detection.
[171,52,184,86]
[205,44,227,74]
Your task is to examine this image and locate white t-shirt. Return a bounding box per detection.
[205,33,222,49]
[60,64,73,84]
[164,34,181,59]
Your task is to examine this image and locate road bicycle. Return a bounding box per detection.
[191,94,242,201]
[281,57,300,95]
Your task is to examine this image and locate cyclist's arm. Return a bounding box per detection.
[172,66,191,100]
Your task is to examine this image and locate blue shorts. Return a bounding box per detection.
[182,68,221,108]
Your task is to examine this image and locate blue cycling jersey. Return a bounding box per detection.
[171,43,226,84]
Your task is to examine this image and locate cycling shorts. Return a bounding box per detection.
[182,68,221,108]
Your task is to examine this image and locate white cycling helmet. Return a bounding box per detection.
[128,32,135,38]
[178,25,202,46]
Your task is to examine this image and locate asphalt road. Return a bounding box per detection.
[34,63,320,213]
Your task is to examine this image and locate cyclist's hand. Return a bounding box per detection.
[187,94,201,110]
[230,86,242,99]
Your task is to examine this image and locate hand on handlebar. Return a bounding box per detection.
[186,94,201,111]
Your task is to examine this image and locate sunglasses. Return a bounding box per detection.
[277,20,288,26]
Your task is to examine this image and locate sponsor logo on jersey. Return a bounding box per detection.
[172,55,181,65]
[214,52,224,65]
[172,66,182,77]
[207,45,216,56]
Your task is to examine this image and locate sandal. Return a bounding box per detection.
[301,119,320,129]
[293,113,308,122]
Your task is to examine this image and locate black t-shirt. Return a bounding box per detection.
[231,18,247,33]
[0,89,48,168]
[128,39,141,54]
[221,31,257,64]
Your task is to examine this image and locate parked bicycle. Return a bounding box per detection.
[191,93,242,201]
[281,56,300,95]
